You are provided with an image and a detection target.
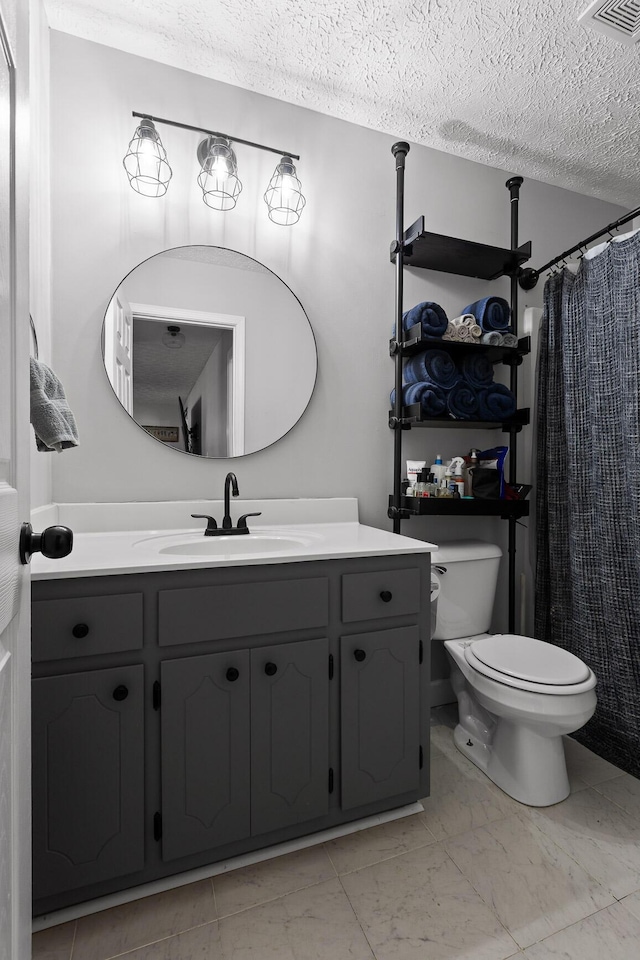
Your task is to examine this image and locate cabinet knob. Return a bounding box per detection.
[379,590,393,603]
[226,667,240,682]
[72,623,89,639]
[112,685,129,701]
[354,649,366,662]
[264,662,278,676]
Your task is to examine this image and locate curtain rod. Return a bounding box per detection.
[519,203,640,290]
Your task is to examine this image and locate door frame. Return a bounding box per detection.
[129,303,246,457]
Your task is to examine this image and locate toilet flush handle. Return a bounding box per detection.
[433,565,447,574]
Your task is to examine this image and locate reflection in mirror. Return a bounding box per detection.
[102,246,317,457]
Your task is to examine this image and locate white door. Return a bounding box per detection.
[0,1,31,958]
[104,293,133,414]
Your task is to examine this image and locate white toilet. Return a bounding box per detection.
[431,540,597,806]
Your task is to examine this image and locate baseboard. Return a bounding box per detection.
[430,677,455,707]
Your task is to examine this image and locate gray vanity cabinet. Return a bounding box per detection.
[160,651,251,862]
[31,664,144,900]
[250,637,329,836]
[340,626,421,809]
[31,552,431,916]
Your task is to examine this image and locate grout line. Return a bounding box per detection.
[440,845,520,954]
[336,874,379,960]
[214,875,335,921]
[69,920,77,960]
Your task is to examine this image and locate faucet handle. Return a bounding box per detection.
[191,514,218,535]
[237,512,262,531]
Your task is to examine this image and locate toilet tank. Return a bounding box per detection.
[431,540,502,640]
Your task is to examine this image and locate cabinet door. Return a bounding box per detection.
[251,638,329,836]
[340,626,420,810]
[161,650,250,861]
[32,665,144,900]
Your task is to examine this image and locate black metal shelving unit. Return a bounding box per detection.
[388,142,531,632]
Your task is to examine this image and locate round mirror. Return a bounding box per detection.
[102,245,317,457]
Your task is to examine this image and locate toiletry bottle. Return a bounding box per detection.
[416,468,431,497]
[449,456,466,498]
[431,454,446,485]
[427,472,438,497]
[466,448,479,497]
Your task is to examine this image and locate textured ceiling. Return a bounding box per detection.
[44,0,640,206]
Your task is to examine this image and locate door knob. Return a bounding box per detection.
[19,522,73,564]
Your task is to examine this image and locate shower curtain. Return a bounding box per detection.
[535,231,640,776]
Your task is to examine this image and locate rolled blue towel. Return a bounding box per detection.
[462,297,510,332]
[461,352,494,388]
[401,301,448,339]
[404,349,460,389]
[447,380,480,420]
[390,381,447,418]
[478,383,517,420]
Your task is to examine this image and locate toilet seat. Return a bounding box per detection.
[464,634,596,695]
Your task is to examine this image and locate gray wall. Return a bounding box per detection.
[49,31,626,630]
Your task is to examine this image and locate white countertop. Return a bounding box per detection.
[30,499,436,580]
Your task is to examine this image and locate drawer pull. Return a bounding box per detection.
[379,590,393,603]
[264,662,278,676]
[354,649,366,662]
[226,667,240,682]
[72,623,90,638]
[112,685,129,701]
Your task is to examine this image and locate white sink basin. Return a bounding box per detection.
[157,535,312,557]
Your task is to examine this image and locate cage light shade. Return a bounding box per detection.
[123,118,172,197]
[197,136,242,211]
[264,156,306,225]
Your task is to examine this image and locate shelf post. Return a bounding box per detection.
[506,176,523,633]
[391,142,410,534]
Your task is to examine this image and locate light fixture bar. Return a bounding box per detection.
[132,112,300,161]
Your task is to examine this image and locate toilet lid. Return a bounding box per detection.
[468,634,591,685]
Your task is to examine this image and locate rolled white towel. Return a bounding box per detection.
[451,313,476,327]
[455,324,472,341]
[470,324,482,339]
[481,331,503,346]
[501,332,518,348]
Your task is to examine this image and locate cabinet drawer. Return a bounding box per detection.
[341,568,420,622]
[158,577,329,646]
[32,594,143,662]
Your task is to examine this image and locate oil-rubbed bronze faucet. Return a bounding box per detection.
[191,473,262,536]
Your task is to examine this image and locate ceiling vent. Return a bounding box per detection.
[579,0,640,44]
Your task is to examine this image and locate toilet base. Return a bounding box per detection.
[453,720,570,807]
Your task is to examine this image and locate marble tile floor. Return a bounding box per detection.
[33,712,640,960]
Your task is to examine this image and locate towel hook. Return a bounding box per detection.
[29,313,39,360]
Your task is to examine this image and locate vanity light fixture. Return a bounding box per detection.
[125,112,305,224]
[197,136,242,211]
[122,118,173,197]
[162,325,185,349]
